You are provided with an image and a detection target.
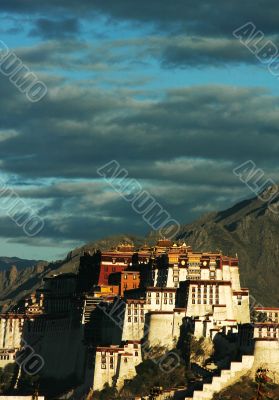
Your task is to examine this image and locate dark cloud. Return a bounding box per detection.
[2,2,279,68]
[30,17,80,39]
[0,77,278,181]
[1,1,279,36]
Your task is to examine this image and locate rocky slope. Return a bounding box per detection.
[177,187,279,306]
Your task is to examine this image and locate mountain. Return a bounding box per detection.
[0,235,147,312]
[177,186,279,306]
[1,189,279,310]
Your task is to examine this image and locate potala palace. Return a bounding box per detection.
[1,240,279,399]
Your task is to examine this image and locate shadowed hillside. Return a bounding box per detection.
[1,188,279,310]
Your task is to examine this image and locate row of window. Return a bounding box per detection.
[147,292,173,298]
[193,285,219,291]
[0,354,14,360]
[127,303,144,309]
[128,309,144,315]
[192,299,219,305]
[123,283,138,289]
[147,299,173,305]
[127,317,145,323]
[258,332,277,338]
[123,274,138,280]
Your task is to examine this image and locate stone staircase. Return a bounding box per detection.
[185,355,254,400]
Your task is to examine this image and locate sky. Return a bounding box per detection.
[0,1,279,261]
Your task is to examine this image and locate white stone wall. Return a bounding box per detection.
[0,350,16,368]
[93,348,119,391]
[186,282,234,318]
[116,348,142,389]
[229,267,241,291]
[146,312,175,349]
[254,324,279,339]
[93,342,142,391]
[146,289,176,311]
[121,302,148,341]
[253,340,279,381]
[0,316,24,350]
[232,292,250,323]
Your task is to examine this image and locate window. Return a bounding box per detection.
[134,317,138,322]
[192,299,195,304]
[124,358,128,363]
[156,300,160,304]
[112,259,116,264]
[124,275,127,280]
[156,293,160,297]
[141,317,144,323]
[148,292,151,297]
[169,299,173,304]
[133,275,137,280]
[101,364,106,369]
[164,300,167,304]
[128,317,131,322]
[135,351,138,356]
[164,293,167,297]
[169,293,173,298]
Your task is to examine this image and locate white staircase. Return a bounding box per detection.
[185,355,254,400]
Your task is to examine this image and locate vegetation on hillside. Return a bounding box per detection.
[93,349,191,399]
[0,364,16,393]
[212,376,279,400]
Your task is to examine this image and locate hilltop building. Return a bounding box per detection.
[0,240,278,400]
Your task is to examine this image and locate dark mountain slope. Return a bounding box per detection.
[177,187,279,306]
[1,189,279,309]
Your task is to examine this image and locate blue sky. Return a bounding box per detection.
[0,2,278,261]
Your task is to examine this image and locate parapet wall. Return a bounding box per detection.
[252,339,279,381]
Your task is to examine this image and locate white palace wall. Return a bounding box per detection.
[0,315,24,350]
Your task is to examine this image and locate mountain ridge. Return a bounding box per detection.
[1,189,279,310]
